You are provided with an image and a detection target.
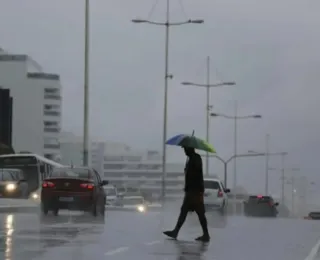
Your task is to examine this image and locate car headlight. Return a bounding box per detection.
[137,205,146,212]
[6,183,17,191]
[31,193,39,199]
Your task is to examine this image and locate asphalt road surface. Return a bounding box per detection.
[0,205,320,260]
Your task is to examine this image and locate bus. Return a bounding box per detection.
[0,154,64,197]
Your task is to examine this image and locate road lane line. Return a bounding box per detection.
[304,239,320,260]
[104,247,129,256]
[145,240,161,246]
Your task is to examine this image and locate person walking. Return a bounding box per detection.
[163,147,210,242]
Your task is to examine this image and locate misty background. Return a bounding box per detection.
[0,0,319,200]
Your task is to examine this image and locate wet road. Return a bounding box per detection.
[0,206,320,260]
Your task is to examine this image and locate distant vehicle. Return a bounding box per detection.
[244,195,279,217]
[203,178,230,213]
[116,185,141,197]
[41,167,108,216]
[304,212,320,220]
[0,168,29,198]
[0,154,64,198]
[104,185,118,205]
[115,195,147,213]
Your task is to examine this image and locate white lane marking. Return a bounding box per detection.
[145,240,161,246]
[304,239,320,260]
[104,247,129,256]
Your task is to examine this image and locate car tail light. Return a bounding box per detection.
[257,195,263,198]
[80,183,94,189]
[42,181,55,188]
[218,191,223,197]
[268,202,274,207]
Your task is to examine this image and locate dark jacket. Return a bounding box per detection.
[184,153,204,193]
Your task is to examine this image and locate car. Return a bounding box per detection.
[203,178,230,213]
[0,168,29,198]
[115,195,147,213]
[304,212,320,220]
[40,167,108,217]
[244,195,279,217]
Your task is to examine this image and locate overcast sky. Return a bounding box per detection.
[0,0,319,197]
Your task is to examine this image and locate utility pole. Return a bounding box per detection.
[265,134,270,195]
[205,56,210,177]
[83,0,90,166]
[280,153,286,205]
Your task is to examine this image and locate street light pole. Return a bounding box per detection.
[181,80,235,177]
[233,101,238,192]
[281,153,286,204]
[265,134,270,195]
[249,150,288,201]
[210,111,262,188]
[161,0,170,202]
[83,0,90,166]
[132,2,204,200]
[205,56,210,178]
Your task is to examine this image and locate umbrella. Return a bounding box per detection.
[166,134,216,153]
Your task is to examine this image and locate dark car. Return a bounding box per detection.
[244,195,279,217]
[0,169,28,198]
[41,167,108,217]
[304,212,320,220]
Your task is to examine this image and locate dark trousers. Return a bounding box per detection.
[174,192,209,235]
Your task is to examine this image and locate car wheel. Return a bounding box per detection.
[41,203,49,216]
[91,202,98,217]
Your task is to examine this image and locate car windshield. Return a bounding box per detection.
[204,180,220,190]
[51,168,92,179]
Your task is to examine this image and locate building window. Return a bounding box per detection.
[44,88,59,94]
[44,104,60,116]
[104,164,125,170]
[44,121,59,133]
[44,121,58,127]
[44,137,60,149]
[44,88,60,100]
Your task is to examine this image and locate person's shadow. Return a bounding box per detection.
[174,240,209,260]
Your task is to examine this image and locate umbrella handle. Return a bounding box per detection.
[191,130,195,136]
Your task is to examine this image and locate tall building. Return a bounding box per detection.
[0,88,13,147]
[0,48,62,159]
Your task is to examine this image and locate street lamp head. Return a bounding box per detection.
[210,113,219,117]
[181,82,192,85]
[132,19,147,23]
[224,82,236,86]
[252,115,262,118]
[190,19,204,24]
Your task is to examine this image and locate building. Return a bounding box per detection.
[0,48,62,159]
[0,88,13,147]
[59,132,186,198]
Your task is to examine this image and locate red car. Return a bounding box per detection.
[41,167,108,217]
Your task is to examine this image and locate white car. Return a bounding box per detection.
[203,178,230,213]
[116,195,147,213]
[104,185,118,205]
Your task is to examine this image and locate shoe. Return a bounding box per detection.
[163,230,178,239]
[195,234,210,242]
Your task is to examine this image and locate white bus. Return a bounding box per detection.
[0,154,64,197]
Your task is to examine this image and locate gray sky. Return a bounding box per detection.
[1,0,319,196]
